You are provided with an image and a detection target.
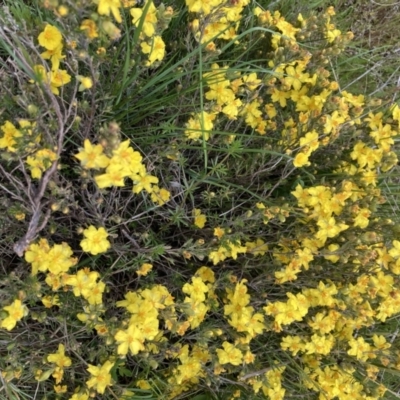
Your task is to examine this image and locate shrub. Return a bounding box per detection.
[1,0,400,399]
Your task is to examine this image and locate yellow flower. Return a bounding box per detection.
[57,5,69,16]
[316,217,349,243]
[41,43,65,71]
[195,266,215,283]
[80,19,99,39]
[42,295,60,308]
[299,130,319,152]
[347,337,371,361]
[186,0,221,15]
[14,212,25,221]
[83,281,106,305]
[95,164,127,188]
[136,263,153,276]
[209,246,230,265]
[293,152,310,168]
[182,277,208,302]
[141,36,166,66]
[77,76,93,91]
[54,385,67,393]
[25,238,51,275]
[136,380,151,390]
[213,227,225,239]
[98,0,122,23]
[206,79,234,106]
[226,240,247,259]
[86,361,114,394]
[46,242,76,275]
[122,0,136,6]
[175,356,202,384]
[65,268,98,296]
[353,208,371,229]
[80,226,111,255]
[1,299,29,331]
[0,121,22,152]
[243,72,261,91]
[193,208,206,228]
[246,238,268,256]
[216,341,243,366]
[48,69,71,95]
[75,140,110,169]
[115,324,145,355]
[132,171,158,194]
[26,148,57,179]
[184,111,216,141]
[304,334,335,355]
[111,140,143,174]
[38,24,63,50]
[95,324,109,336]
[130,2,158,37]
[276,19,300,40]
[281,335,304,356]
[47,344,72,369]
[150,186,171,205]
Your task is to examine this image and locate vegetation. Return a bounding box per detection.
[1,0,400,399]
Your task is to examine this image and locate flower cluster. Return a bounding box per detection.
[114,285,172,356]
[2,2,400,400]
[187,0,250,52]
[46,344,72,390]
[75,139,171,205]
[34,24,71,95]
[130,1,173,66]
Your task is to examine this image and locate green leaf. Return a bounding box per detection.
[119,366,133,378]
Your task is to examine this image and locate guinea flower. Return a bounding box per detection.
[83,281,106,305]
[86,360,114,394]
[216,341,243,366]
[47,343,72,369]
[347,337,371,361]
[1,299,29,331]
[213,227,225,239]
[69,392,89,400]
[80,226,111,255]
[75,140,110,169]
[141,36,166,66]
[0,121,22,152]
[193,208,206,228]
[132,171,158,194]
[136,263,153,276]
[150,186,171,205]
[80,19,99,39]
[77,76,93,91]
[48,69,71,95]
[26,148,57,179]
[130,2,158,37]
[95,164,127,188]
[293,152,311,168]
[41,43,65,71]
[114,324,145,355]
[38,24,63,50]
[97,0,122,23]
